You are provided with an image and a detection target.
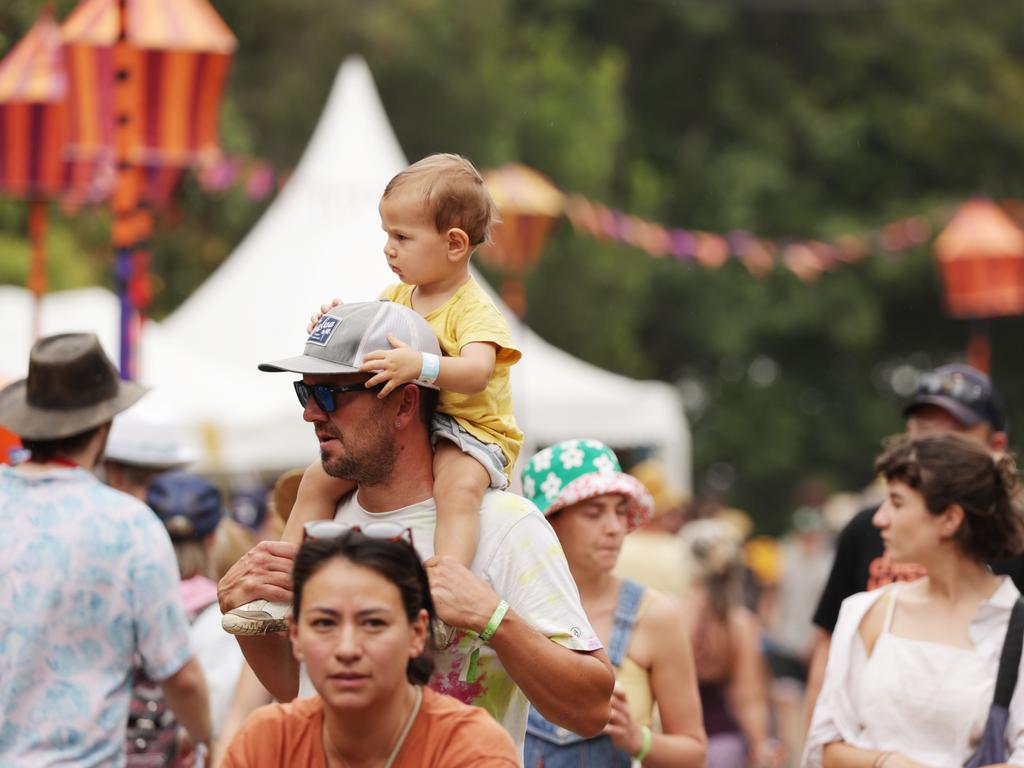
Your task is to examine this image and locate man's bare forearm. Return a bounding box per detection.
[237,634,299,702]
[160,657,212,745]
[489,610,614,736]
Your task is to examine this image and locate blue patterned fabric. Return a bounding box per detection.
[0,466,192,767]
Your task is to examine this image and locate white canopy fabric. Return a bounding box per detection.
[2,57,691,489]
[0,285,208,438]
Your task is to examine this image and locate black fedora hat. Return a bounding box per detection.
[0,333,147,440]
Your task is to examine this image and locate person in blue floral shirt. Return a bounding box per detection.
[0,333,212,767]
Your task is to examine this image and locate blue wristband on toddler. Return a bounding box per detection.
[420,352,440,384]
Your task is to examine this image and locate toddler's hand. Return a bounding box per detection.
[360,335,424,397]
[306,298,342,334]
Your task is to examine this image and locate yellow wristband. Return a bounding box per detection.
[634,725,652,762]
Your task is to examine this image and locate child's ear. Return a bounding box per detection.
[446,227,471,262]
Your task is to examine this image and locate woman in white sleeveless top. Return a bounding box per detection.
[804,432,1024,768]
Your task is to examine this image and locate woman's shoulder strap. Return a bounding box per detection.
[607,578,647,667]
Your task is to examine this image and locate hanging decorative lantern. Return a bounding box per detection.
[0,11,69,199]
[934,199,1024,373]
[934,199,1024,318]
[0,10,72,342]
[60,0,236,169]
[481,163,564,318]
[61,0,237,378]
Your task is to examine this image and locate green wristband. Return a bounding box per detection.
[634,725,652,762]
[465,600,510,684]
[480,600,509,643]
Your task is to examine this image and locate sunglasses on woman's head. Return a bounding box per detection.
[303,519,415,547]
[293,380,382,413]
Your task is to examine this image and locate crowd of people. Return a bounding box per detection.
[3,152,1024,768]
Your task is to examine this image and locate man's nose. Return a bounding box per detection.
[302,396,327,423]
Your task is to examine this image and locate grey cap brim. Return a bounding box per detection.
[257,355,362,375]
[903,395,983,427]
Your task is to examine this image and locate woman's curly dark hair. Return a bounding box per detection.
[875,432,1024,563]
[291,531,436,684]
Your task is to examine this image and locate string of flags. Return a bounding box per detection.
[196,157,287,202]
[561,194,944,282]
[193,155,1011,285]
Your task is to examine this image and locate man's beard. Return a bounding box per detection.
[318,419,397,487]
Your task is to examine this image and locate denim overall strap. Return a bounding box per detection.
[524,578,647,766]
[607,578,646,668]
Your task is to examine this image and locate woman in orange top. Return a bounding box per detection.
[220,526,520,767]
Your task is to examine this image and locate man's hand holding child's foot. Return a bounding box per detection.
[219,540,298,636]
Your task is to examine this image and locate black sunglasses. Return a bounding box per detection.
[293,380,381,413]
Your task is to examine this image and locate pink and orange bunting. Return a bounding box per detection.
[561,187,941,283]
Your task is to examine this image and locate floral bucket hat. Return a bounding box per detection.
[521,439,654,532]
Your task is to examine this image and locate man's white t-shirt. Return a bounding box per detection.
[299,488,600,754]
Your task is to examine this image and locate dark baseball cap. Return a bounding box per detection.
[903,364,1008,433]
[147,471,224,541]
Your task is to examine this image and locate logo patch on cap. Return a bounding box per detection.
[307,315,340,347]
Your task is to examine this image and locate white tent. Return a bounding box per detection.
[166,57,690,487]
[4,57,691,488]
[0,285,221,443]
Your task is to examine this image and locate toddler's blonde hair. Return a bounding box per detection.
[383,153,499,247]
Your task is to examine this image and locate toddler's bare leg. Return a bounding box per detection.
[280,460,356,544]
[432,443,489,568]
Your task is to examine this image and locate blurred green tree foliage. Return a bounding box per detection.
[2,0,1024,530]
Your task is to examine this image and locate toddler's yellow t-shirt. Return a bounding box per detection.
[379,279,523,470]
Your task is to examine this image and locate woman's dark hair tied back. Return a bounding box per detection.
[291,531,436,685]
[875,432,1024,563]
[995,452,1021,500]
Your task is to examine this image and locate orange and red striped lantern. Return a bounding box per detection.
[0,11,71,199]
[60,0,236,172]
[934,199,1024,319]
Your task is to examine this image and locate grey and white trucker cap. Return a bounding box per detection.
[258,301,442,389]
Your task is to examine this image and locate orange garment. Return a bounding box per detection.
[221,688,521,767]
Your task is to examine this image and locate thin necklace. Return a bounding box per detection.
[331,686,423,768]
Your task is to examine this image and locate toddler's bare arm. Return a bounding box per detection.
[361,338,497,397]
